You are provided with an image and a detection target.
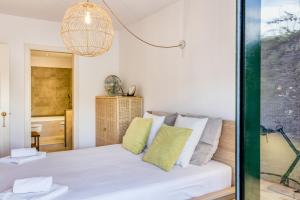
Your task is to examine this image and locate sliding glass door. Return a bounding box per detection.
[239,0,300,199]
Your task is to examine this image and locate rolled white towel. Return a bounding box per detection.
[0,184,68,200]
[13,177,53,194]
[0,152,47,165]
[11,148,37,158]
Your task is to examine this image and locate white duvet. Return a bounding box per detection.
[0,145,231,200]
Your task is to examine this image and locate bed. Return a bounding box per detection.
[0,121,235,200]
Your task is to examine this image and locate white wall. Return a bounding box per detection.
[0,14,119,149]
[0,0,235,149]
[77,47,119,148]
[119,0,236,120]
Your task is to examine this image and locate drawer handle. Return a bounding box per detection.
[103,128,107,131]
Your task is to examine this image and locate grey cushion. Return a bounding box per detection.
[147,111,178,126]
[181,114,223,166]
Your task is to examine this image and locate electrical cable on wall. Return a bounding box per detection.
[102,0,186,49]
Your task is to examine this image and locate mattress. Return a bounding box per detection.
[0,145,232,200]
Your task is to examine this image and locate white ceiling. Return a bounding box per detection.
[0,0,179,26]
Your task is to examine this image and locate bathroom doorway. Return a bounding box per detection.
[30,50,74,152]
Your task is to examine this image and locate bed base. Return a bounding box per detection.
[193,187,235,200]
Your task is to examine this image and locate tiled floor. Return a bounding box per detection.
[261,180,300,200]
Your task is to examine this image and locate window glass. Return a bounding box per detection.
[261,0,300,198]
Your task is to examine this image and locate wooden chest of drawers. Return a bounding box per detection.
[95,96,143,146]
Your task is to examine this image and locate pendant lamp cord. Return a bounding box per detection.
[102,0,186,49]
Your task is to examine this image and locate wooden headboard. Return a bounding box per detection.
[212,120,235,186]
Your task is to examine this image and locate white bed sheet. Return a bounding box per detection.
[0,145,231,200]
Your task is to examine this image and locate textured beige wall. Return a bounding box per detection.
[31,67,72,116]
[31,55,72,68]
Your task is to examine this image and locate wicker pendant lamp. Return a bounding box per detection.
[61,0,185,57]
[61,0,114,57]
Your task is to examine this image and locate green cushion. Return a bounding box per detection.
[122,117,152,154]
[143,124,192,171]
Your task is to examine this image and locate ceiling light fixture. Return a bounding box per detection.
[61,0,185,57]
[61,0,114,57]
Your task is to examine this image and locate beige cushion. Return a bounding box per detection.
[147,111,178,126]
[181,114,223,165]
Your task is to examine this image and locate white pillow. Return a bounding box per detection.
[143,112,166,148]
[175,115,208,167]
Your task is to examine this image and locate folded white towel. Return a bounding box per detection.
[0,184,68,200]
[0,152,46,165]
[13,177,53,194]
[11,148,37,158]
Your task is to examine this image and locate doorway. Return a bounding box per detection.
[29,50,74,152]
